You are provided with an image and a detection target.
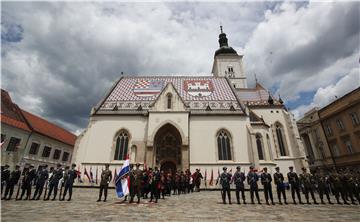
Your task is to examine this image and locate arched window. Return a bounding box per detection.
[167,93,172,109]
[217,130,232,160]
[275,123,287,156]
[114,131,129,160]
[256,134,264,160]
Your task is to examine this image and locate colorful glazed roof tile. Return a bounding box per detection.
[99,76,243,112]
[236,83,283,107]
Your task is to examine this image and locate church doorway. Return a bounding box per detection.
[154,123,182,173]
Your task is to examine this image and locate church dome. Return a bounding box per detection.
[214,26,238,57]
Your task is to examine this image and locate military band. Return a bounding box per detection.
[1,163,360,207]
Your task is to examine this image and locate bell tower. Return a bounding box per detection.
[211,26,247,88]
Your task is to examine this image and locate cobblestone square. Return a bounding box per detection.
[1,188,359,222]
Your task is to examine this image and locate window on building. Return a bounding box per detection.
[344,140,353,154]
[350,112,360,126]
[256,134,264,160]
[325,124,333,136]
[53,149,61,160]
[167,93,172,109]
[114,131,129,160]
[228,66,234,73]
[318,144,325,159]
[1,134,6,143]
[217,130,232,160]
[29,142,40,155]
[42,146,52,158]
[62,152,70,162]
[6,137,21,152]
[331,144,340,156]
[336,119,345,130]
[275,124,287,156]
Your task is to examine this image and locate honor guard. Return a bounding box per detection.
[329,167,348,204]
[287,166,303,204]
[32,164,49,200]
[247,166,261,204]
[314,167,332,204]
[3,165,21,200]
[261,167,275,205]
[299,167,318,204]
[19,164,36,200]
[232,166,246,204]
[273,167,287,204]
[97,164,112,202]
[219,167,232,204]
[1,164,10,196]
[149,167,161,203]
[45,163,63,201]
[61,163,77,201]
[130,163,142,204]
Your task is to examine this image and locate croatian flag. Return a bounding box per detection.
[115,155,130,198]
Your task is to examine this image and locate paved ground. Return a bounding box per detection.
[1,188,359,222]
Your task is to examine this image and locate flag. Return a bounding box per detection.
[90,167,94,184]
[115,155,130,198]
[84,167,91,182]
[0,139,5,148]
[95,166,98,184]
[204,169,207,188]
[209,169,214,186]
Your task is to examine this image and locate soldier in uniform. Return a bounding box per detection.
[32,164,49,200]
[232,166,246,204]
[299,167,318,204]
[287,166,303,204]
[3,165,21,200]
[247,166,261,204]
[130,163,142,203]
[194,169,203,192]
[329,167,348,204]
[1,164,10,196]
[219,167,232,204]
[149,167,160,203]
[273,167,287,204]
[314,167,332,204]
[19,164,36,200]
[97,164,112,202]
[45,163,63,201]
[342,168,357,205]
[61,163,77,201]
[261,167,275,205]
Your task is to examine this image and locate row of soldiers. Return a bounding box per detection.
[219,166,360,205]
[97,163,203,203]
[1,163,77,201]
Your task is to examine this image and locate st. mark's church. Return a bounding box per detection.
[73,28,308,180]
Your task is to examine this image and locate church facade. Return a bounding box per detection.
[73,29,308,181]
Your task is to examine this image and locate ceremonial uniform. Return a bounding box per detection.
[219,168,232,204]
[97,167,112,202]
[299,170,318,204]
[342,171,357,205]
[287,168,303,204]
[1,166,10,196]
[19,166,36,200]
[149,169,160,203]
[247,170,261,204]
[273,169,287,204]
[3,166,21,200]
[232,169,246,204]
[314,171,332,204]
[32,166,49,200]
[261,170,274,205]
[62,165,77,201]
[130,165,143,203]
[46,165,63,200]
[329,170,348,204]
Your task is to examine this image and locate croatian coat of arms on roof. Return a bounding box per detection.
[183,80,214,97]
[133,79,164,97]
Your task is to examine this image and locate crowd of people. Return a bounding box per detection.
[219,166,360,205]
[2,162,360,207]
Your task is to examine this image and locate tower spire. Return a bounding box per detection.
[220,25,223,34]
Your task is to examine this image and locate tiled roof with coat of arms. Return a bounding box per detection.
[98,76,244,112]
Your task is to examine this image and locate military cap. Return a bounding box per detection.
[148,167,153,171]
[57,163,62,167]
[275,167,280,170]
[263,167,267,170]
[236,166,240,170]
[43,164,48,168]
[301,167,306,171]
[4,164,10,168]
[249,166,254,169]
[223,167,227,170]
[289,166,294,169]
[15,165,20,168]
[71,163,76,167]
[29,164,34,168]
[65,166,70,169]
[105,163,110,167]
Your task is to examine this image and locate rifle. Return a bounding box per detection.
[15,168,25,200]
[43,179,48,200]
[58,179,63,200]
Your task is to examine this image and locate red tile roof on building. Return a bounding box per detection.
[1,89,76,146]
[21,109,76,146]
[98,76,243,112]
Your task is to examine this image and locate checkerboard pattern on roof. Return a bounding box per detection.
[101,76,241,111]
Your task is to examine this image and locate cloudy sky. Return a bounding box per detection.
[2,1,359,134]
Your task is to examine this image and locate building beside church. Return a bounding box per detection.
[1,89,76,169]
[73,28,307,183]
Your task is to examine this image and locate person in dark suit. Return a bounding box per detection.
[32,164,49,200]
[287,166,303,204]
[61,163,77,201]
[247,166,261,204]
[45,163,63,201]
[3,165,21,200]
[1,164,10,196]
[19,164,36,200]
[232,166,246,204]
[219,167,232,204]
[261,167,275,205]
[273,166,287,204]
